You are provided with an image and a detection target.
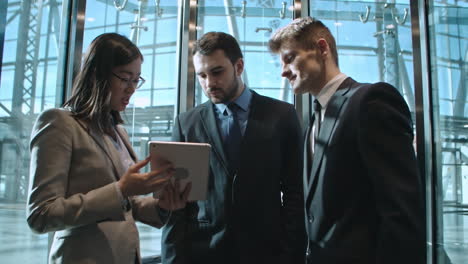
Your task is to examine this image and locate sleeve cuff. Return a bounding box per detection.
[114,182,130,211]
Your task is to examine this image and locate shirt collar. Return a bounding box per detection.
[215,86,251,115]
[316,73,348,109]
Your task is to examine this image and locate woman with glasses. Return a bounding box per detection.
[26,33,190,264]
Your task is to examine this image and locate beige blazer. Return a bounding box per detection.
[27,108,164,264]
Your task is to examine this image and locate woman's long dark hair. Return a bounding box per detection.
[63,33,143,137]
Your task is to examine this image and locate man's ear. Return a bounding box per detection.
[317,38,329,57]
[234,58,244,76]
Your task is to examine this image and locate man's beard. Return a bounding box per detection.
[209,73,240,104]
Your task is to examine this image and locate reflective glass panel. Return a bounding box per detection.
[427,1,468,263]
[0,0,67,262]
[310,0,416,112]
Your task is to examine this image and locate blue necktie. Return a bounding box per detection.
[225,103,242,172]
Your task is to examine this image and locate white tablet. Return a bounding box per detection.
[149,141,211,201]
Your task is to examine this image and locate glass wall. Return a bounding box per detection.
[427,1,468,263]
[310,0,415,111]
[0,0,67,262]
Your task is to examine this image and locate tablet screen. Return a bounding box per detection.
[149,141,211,201]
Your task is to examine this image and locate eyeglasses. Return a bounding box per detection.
[111,72,146,89]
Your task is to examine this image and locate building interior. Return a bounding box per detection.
[0,0,467,263]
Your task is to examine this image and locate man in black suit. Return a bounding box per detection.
[269,17,426,264]
[161,32,306,264]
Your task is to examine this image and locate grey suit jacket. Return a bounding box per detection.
[27,108,165,264]
[304,78,425,264]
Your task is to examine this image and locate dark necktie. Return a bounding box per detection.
[225,103,242,172]
[313,99,322,144]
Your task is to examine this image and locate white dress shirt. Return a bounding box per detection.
[310,73,348,156]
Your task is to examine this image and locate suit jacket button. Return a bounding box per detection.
[308,214,314,223]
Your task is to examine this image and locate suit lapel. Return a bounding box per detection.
[306,79,354,199]
[116,126,137,162]
[76,119,125,181]
[303,124,312,195]
[241,91,274,166]
[241,92,263,152]
[199,102,230,171]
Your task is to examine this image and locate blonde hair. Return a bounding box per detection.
[269,17,339,67]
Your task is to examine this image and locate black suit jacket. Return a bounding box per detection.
[161,91,306,264]
[304,77,426,264]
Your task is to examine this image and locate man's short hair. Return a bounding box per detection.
[269,17,339,66]
[193,32,243,64]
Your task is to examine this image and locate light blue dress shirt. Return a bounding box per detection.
[214,87,252,143]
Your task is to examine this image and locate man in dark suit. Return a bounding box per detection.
[161,32,306,264]
[269,17,426,264]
